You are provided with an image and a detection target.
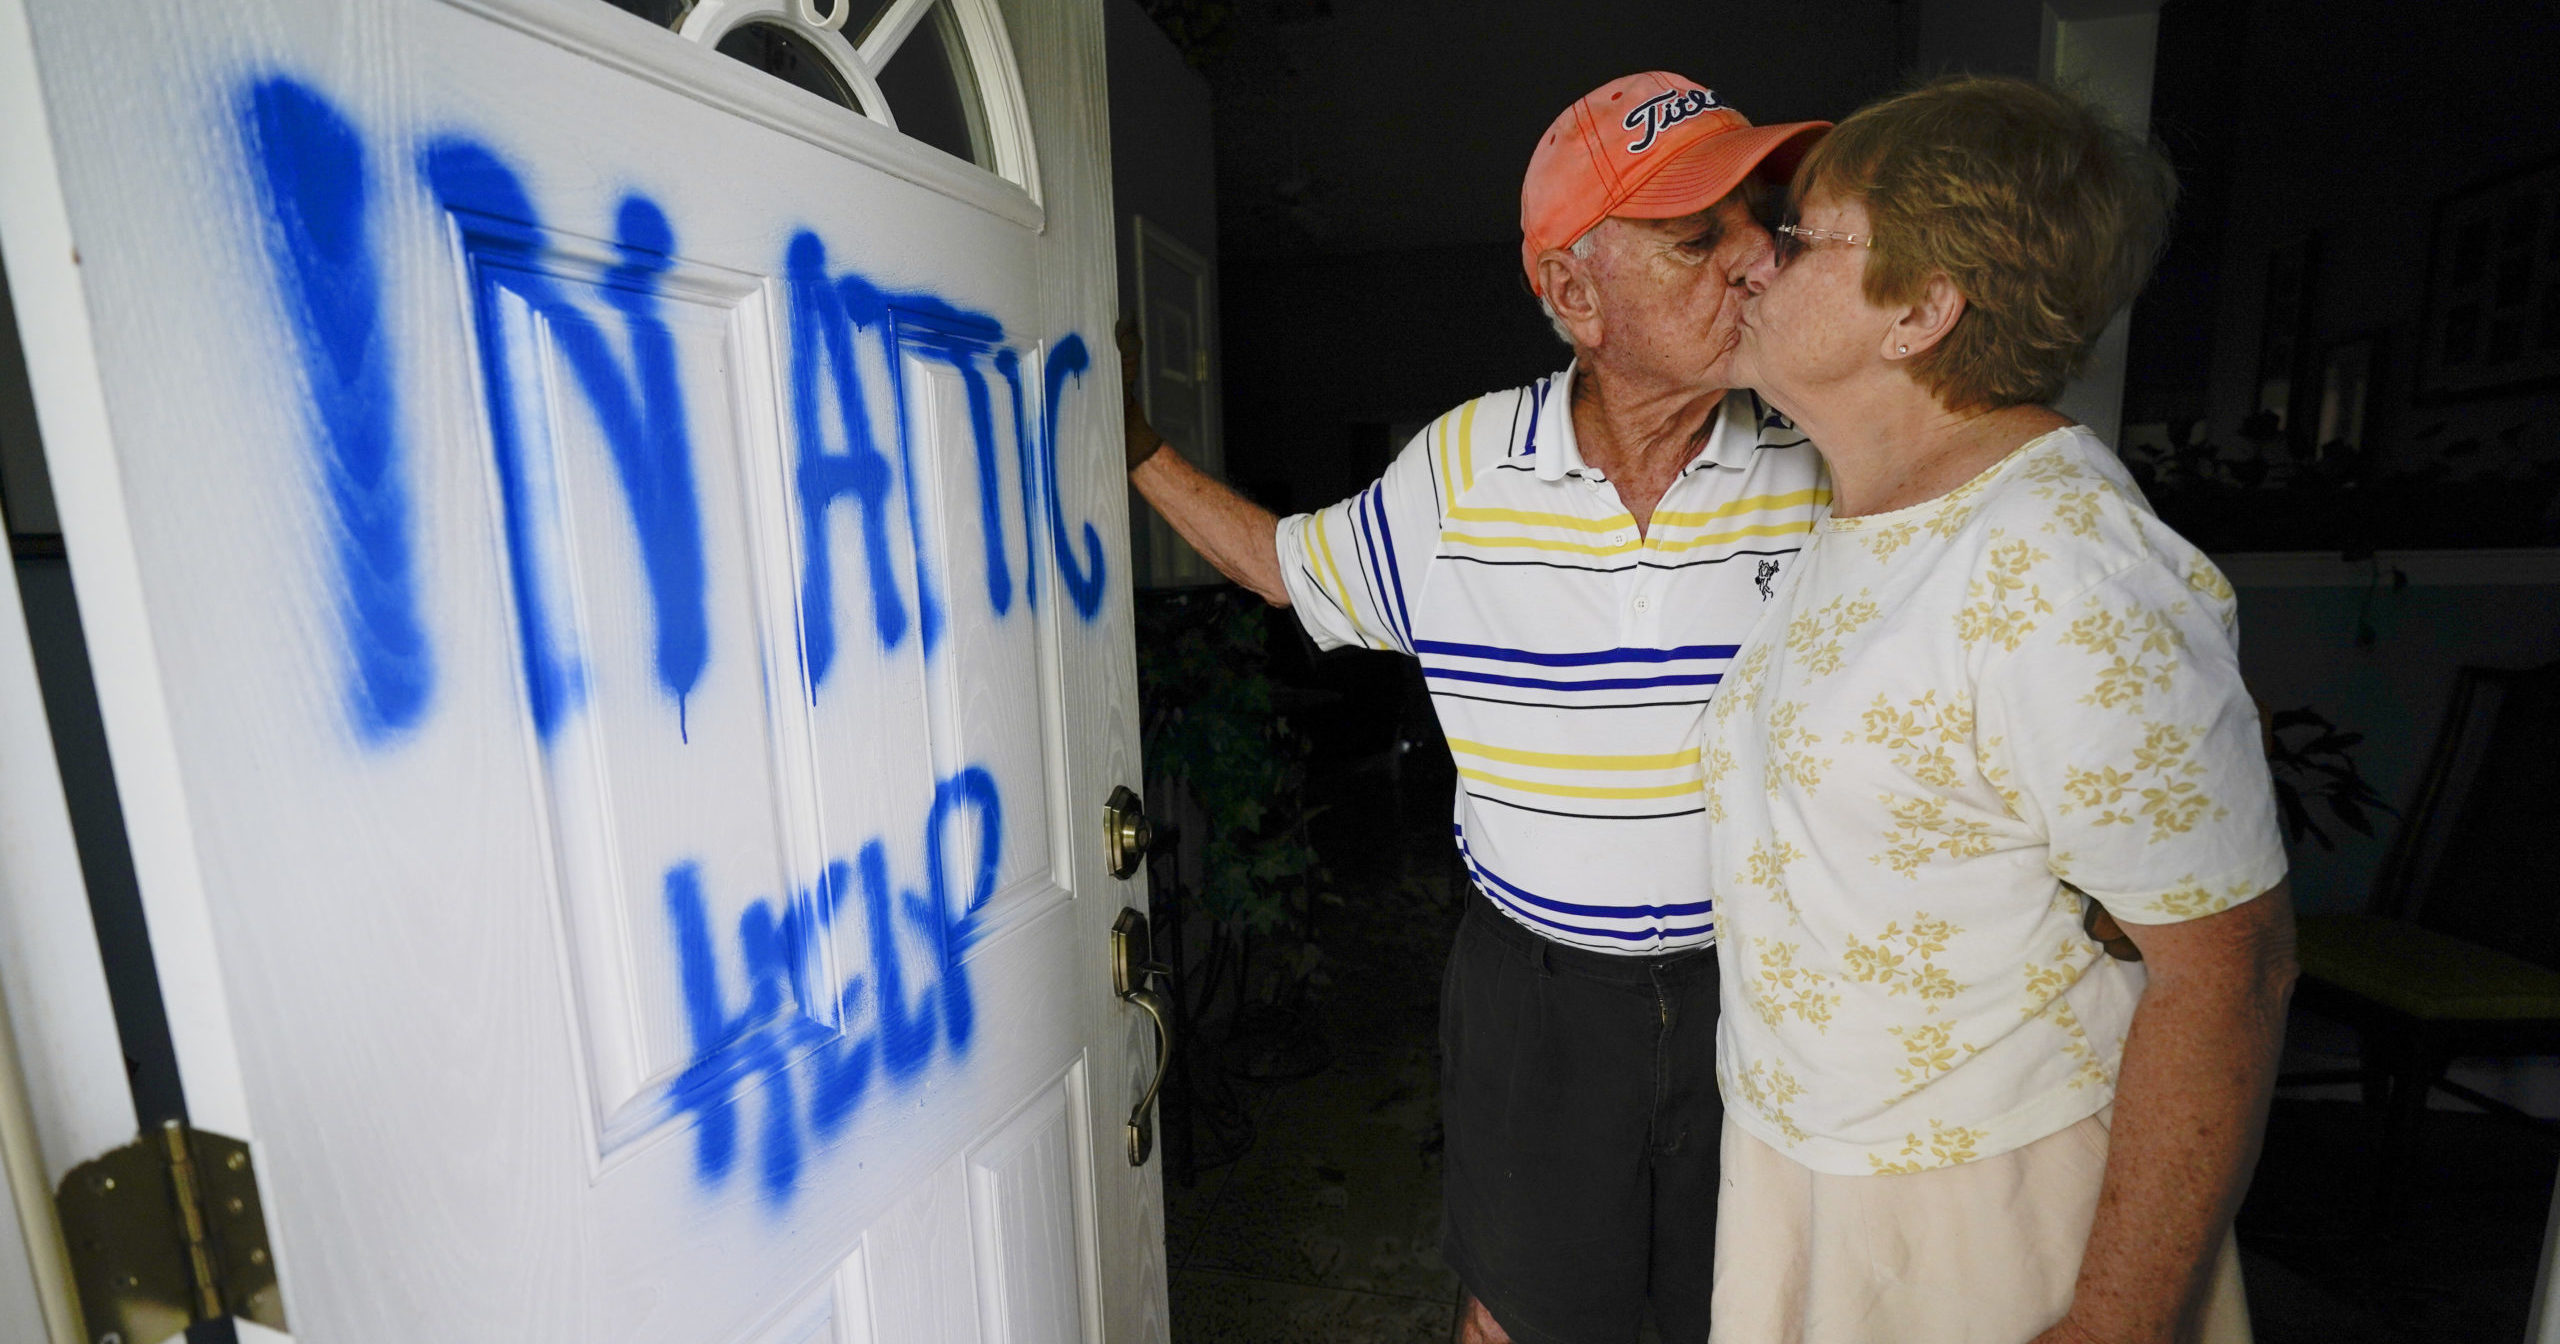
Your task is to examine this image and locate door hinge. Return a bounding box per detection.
[54,1120,287,1344]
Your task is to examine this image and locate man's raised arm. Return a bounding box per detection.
[1121,321,1289,606]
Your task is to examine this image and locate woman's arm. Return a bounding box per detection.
[2034,883,2298,1344]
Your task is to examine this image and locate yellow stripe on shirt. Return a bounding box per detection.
[1645,520,1819,554]
[1445,489,1822,548]
[1447,738,1700,772]
[1650,488,1833,529]
[1445,517,1813,558]
[1445,506,1638,534]
[1308,513,1372,641]
[1456,767,1705,800]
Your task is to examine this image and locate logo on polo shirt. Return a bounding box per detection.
[1624,87,1724,153]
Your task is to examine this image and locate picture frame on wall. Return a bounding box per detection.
[2314,331,2382,460]
[2253,233,2319,443]
[2416,153,2560,402]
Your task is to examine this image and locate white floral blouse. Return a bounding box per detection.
[1706,425,2288,1176]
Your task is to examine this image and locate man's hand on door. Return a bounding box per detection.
[1117,315,1166,473]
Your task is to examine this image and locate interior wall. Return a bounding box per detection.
[1106,0,1224,584]
[1221,242,1558,512]
[1108,0,1218,271]
[1202,0,1905,509]
[1910,0,2041,80]
[2141,0,2560,486]
[2238,556,2560,1118]
[2121,0,2247,426]
[2227,562,2560,916]
[1209,0,1901,263]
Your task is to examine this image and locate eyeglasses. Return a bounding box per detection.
[1772,222,1875,268]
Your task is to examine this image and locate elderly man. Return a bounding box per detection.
[1124,73,1827,1344]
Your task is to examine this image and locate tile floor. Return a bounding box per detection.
[1161,859,1467,1343]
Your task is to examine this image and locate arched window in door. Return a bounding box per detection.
[596,0,1032,192]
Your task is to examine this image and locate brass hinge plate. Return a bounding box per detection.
[55,1121,287,1344]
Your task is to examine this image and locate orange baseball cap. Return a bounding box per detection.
[1522,72,1829,293]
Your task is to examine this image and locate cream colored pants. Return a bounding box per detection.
[1709,1111,2251,1344]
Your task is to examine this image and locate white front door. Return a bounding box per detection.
[0,0,1165,1338]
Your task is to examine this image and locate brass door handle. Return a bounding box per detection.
[1111,907,1174,1166]
[1121,984,1172,1167]
[1104,786,1152,880]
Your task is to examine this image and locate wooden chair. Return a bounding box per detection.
[2287,660,2560,1216]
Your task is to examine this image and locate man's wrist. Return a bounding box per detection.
[1123,388,1168,473]
[1126,426,1166,474]
[2045,1313,2122,1344]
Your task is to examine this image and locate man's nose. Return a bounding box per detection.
[1732,232,1774,295]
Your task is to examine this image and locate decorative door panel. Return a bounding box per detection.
[430,209,817,1149]
[966,1065,1099,1344]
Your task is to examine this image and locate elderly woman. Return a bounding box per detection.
[1705,77,2295,1344]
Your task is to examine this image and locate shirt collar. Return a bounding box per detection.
[1694,390,1804,474]
[1529,363,1586,482]
[1530,365,1794,483]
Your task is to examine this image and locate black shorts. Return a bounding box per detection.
[1440,889,1724,1344]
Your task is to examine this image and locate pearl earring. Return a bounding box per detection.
[1897,344,1908,355]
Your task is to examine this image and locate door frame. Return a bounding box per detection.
[1127,213,1220,588]
[0,541,94,1344]
[1128,214,1217,482]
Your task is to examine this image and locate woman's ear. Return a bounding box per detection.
[1538,246,1604,348]
[1884,273,1965,361]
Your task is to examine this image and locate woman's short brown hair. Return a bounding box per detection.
[1795,75,2177,412]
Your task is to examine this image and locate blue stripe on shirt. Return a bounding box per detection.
[1423,667,1725,693]
[1521,379,1547,460]
[1368,486,1415,648]
[1414,640,1740,667]
[1356,486,1410,649]
[1343,499,1392,640]
[1457,834,1714,947]
[1457,827,1715,920]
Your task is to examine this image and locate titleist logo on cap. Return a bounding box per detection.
[1623,87,1724,153]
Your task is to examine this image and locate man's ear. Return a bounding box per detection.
[1537,246,1604,348]
[1884,273,1965,361]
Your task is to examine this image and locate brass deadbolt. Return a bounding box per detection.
[1104,786,1151,880]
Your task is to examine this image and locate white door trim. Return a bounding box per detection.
[0,915,82,1344]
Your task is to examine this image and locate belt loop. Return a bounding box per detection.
[1535,939,1552,978]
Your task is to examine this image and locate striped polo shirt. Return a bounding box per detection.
[1274,364,1827,952]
